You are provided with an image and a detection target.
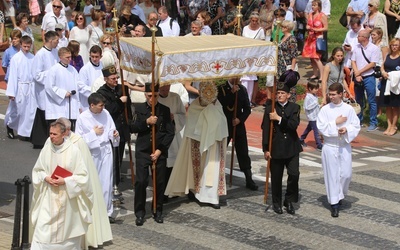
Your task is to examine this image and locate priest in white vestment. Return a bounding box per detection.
[317,83,360,218]
[158,84,186,185]
[6,36,37,138]
[78,46,104,111]
[165,82,228,209]
[55,117,113,248]
[30,121,93,249]
[75,93,120,220]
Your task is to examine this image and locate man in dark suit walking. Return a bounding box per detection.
[261,81,303,215]
[217,77,258,191]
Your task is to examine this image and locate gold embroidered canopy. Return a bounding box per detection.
[119,35,277,85]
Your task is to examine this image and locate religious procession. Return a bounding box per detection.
[1,0,399,248]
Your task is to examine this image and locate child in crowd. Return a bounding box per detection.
[69,11,78,30]
[55,23,69,49]
[84,0,94,24]
[67,40,84,72]
[299,81,323,151]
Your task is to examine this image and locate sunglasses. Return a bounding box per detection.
[77,17,84,20]
[368,4,373,7]
[279,3,285,6]
[102,42,111,45]
[146,94,159,98]
[53,5,62,8]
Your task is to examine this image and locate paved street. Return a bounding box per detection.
[1,87,400,249]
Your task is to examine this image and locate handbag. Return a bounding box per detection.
[339,11,348,28]
[0,28,9,52]
[346,99,361,115]
[360,47,381,78]
[316,37,327,53]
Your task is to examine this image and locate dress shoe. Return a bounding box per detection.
[153,214,164,223]
[284,200,295,215]
[210,203,220,209]
[272,204,283,214]
[246,181,259,191]
[331,208,339,217]
[108,216,116,224]
[187,191,196,201]
[6,126,15,139]
[135,217,145,226]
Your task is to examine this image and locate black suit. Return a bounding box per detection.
[97,84,132,184]
[130,102,175,217]
[217,82,252,171]
[261,101,303,207]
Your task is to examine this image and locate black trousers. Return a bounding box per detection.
[227,123,251,171]
[270,154,300,206]
[134,159,166,218]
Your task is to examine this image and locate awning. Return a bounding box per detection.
[119,35,277,85]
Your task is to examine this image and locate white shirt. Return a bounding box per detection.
[158,16,180,37]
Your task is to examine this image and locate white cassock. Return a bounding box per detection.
[30,139,92,249]
[170,83,189,108]
[317,101,360,205]
[165,98,228,205]
[5,51,36,136]
[45,63,81,120]
[158,91,186,167]
[75,109,120,216]
[31,47,59,111]
[78,61,103,110]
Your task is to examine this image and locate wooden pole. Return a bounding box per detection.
[264,20,281,204]
[112,8,135,186]
[150,25,158,214]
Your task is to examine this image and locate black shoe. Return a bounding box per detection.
[187,191,196,201]
[135,216,145,226]
[6,126,15,139]
[108,216,116,224]
[210,203,220,209]
[153,214,164,223]
[19,136,30,142]
[163,195,169,204]
[331,208,339,217]
[284,200,295,215]
[338,199,343,205]
[246,181,259,191]
[273,204,283,214]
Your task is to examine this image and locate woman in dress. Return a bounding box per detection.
[207,0,224,35]
[15,13,36,53]
[302,0,328,82]
[384,0,400,38]
[380,38,400,136]
[69,12,90,64]
[100,34,119,73]
[363,0,388,45]
[321,47,353,105]
[29,0,40,26]
[88,9,105,51]
[68,40,84,72]
[241,12,265,106]
[2,0,16,28]
[223,0,238,34]
[259,0,276,41]
[371,27,389,116]
[278,20,298,103]
[197,10,212,35]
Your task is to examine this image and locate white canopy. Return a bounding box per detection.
[119,35,277,85]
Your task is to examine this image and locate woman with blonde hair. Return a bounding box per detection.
[380,38,400,136]
[363,0,388,45]
[302,0,328,82]
[88,8,105,49]
[100,34,119,73]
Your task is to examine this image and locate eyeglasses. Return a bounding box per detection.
[102,42,111,45]
[55,28,62,31]
[53,5,62,8]
[390,44,399,47]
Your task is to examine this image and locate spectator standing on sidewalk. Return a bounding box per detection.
[299,81,323,151]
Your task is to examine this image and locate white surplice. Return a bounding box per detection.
[68,133,113,248]
[45,63,81,120]
[31,47,59,110]
[165,98,228,205]
[75,109,119,216]
[30,139,92,249]
[78,61,103,111]
[158,91,186,167]
[6,50,36,137]
[317,101,361,205]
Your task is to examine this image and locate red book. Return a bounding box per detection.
[51,165,73,179]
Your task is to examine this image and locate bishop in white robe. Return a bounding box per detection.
[75,93,120,218]
[6,49,36,137]
[317,83,360,217]
[30,122,92,249]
